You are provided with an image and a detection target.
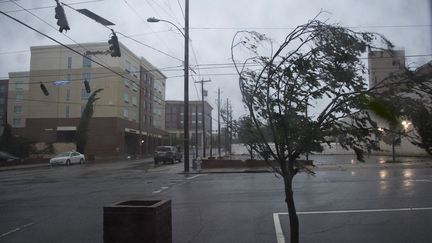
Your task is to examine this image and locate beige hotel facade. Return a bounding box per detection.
[7,42,167,158]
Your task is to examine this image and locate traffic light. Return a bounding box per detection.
[40,82,49,96]
[108,30,121,57]
[54,0,70,33]
[84,79,91,93]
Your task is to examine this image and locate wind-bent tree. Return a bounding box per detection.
[231,14,401,243]
[370,66,432,157]
[74,89,103,154]
[237,115,261,159]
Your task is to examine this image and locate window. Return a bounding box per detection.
[123,93,129,103]
[0,98,5,104]
[66,89,71,101]
[67,57,72,69]
[0,85,7,93]
[65,105,70,118]
[13,118,21,126]
[123,108,129,118]
[82,72,91,82]
[67,73,71,81]
[15,94,23,102]
[131,96,137,106]
[131,111,137,121]
[124,60,131,73]
[14,105,22,114]
[124,78,129,87]
[15,81,24,91]
[132,82,138,92]
[132,66,138,77]
[81,89,90,100]
[82,56,92,67]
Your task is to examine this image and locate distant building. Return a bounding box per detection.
[368,50,406,89]
[7,42,167,158]
[165,100,212,149]
[367,50,428,156]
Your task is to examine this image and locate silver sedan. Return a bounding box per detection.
[49,151,85,166]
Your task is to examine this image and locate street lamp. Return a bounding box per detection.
[147,3,190,172]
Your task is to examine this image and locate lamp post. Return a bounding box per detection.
[147,0,190,172]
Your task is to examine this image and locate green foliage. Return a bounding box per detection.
[0,123,32,158]
[74,89,103,154]
[360,97,400,126]
[408,105,432,155]
[232,17,394,167]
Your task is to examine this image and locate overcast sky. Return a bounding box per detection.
[1,0,431,119]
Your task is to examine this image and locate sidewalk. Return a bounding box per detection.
[190,155,432,174]
[0,156,154,172]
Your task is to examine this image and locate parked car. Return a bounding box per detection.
[49,151,85,166]
[0,151,23,162]
[154,146,182,165]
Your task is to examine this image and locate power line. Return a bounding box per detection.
[10,0,117,82]
[176,0,185,20]
[61,2,184,63]
[0,10,174,104]
[190,24,432,30]
[122,0,179,60]
[2,0,104,13]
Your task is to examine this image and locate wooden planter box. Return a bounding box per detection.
[103,200,172,243]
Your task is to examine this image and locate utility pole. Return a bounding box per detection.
[138,68,143,158]
[195,78,211,158]
[184,0,190,172]
[209,113,213,158]
[195,103,198,159]
[226,99,231,155]
[217,88,221,157]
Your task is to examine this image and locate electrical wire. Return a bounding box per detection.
[0,10,175,105]
[60,2,184,63]
[2,0,104,13]
[122,0,179,60]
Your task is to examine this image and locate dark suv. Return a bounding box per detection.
[154,146,182,164]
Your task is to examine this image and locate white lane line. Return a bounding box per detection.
[273,213,285,243]
[0,222,34,239]
[152,174,206,194]
[186,174,205,180]
[277,207,432,215]
[273,207,432,242]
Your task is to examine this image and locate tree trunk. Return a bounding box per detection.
[284,176,299,243]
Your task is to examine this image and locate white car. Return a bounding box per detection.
[49,151,85,166]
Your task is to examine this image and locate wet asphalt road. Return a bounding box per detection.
[0,156,432,243]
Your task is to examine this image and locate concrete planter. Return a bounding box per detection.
[103,200,172,243]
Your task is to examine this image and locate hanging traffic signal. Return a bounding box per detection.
[54,0,70,33]
[108,30,121,57]
[84,79,91,93]
[40,82,49,96]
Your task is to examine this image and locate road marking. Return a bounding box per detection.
[273,213,285,243]
[151,175,206,194]
[186,174,205,180]
[0,223,34,239]
[273,207,432,243]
